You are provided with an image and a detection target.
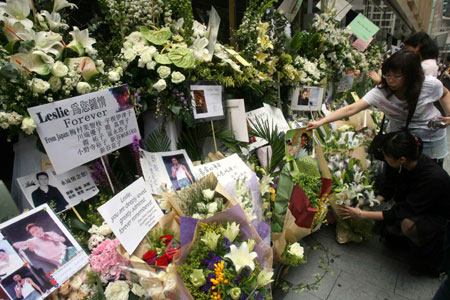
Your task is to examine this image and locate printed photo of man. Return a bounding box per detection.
[0,244,24,280]
[12,273,44,300]
[171,158,194,189]
[13,223,77,270]
[31,172,68,213]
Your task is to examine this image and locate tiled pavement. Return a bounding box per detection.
[275,128,450,300]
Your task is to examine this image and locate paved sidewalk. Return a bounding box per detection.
[277,224,443,300]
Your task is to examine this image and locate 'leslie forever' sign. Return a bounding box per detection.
[28,85,140,174]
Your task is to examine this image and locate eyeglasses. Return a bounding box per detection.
[382,74,404,81]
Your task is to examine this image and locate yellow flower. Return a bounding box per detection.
[254,52,269,64]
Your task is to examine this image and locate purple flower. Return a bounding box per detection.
[202,251,223,270]
[223,237,232,248]
[200,273,215,292]
[239,293,248,300]
[254,293,264,300]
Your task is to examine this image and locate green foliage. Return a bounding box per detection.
[293,173,322,208]
[248,116,285,175]
[295,156,321,177]
[144,126,171,152]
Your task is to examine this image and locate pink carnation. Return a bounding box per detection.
[89,238,130,280]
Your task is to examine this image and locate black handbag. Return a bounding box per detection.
[368,102,417,161]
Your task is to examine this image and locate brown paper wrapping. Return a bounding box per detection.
[335,109,377,131]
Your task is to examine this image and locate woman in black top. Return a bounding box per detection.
[338,131,450,275]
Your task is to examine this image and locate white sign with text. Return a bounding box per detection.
[98,177,164,254]
[28,85,140,174]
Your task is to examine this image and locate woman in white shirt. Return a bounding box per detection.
[404,32,439,77]
[307,50,450,166]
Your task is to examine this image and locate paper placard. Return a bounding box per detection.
[317,0,352,22]
[17,166,98,213]
[352,37,373,52]
[0,204,89,300]
[193,154,253,184]
[140,149,196,194]
[28,85,140,174]
[290,86,324,111]
[285,128,313,161]
[190,85,224,120]
[347,13,380,42]
[337,72,355,92]
[246,104,290,151]
[225,99,249,142]
[278,0,304,22]
[98,178,164,254]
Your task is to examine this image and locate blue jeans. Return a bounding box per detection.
[25,290,42,300]
[178,178,191,189]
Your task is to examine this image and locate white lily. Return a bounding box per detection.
[32,50,55,64]
[40,10,68,31]
[192,20,207,37]
[35,31,64,58]
[221,222,240,243]
[190,37,209,61]
[224,242,258,273]
[0,0,33,29]
[67,26,96,56]
[256,269,274,287]
[53,0,78,12]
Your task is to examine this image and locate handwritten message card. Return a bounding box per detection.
[98,177,164,254]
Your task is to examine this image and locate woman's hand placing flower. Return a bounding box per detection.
[337,204,362,220]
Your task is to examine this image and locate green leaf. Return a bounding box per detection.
[140,27,172,45]
[154,53,172,65]
[4,40,19,54]
[17,40,35,53]
[0,63,19,81]
[144,126,171,152]
[167,48,195,69]
[69,216,91,232]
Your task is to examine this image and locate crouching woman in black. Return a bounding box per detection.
[338,130,450,276]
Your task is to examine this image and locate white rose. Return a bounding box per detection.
[21,117,36,135]
[31,78,50,94]
[76,82,91,94]
[123,48,136,62]
[48,76,62,92]
[108,71,120,82]
[171,71,185,84]
[104,281,130,300]
[133,43,145,54]
[123,41,133,49]
[153,79,166,92]
[146,61,157,70]
[192,213,202,219]
[140,46,157,63]
[51,61,69,77]
[207,202,218,214]
[287,242,304,258]
[131,284,146,297]
[157,66,171,79]
[196,203,207,211]
[98,222,112,236]
[70,275,83,290]
[202,189,215,200]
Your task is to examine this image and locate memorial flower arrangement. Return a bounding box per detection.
[90,238,131,282]
[142,229,180,267]
[178,221,273,300]
[235,177,256,222]
[0,0,117,137]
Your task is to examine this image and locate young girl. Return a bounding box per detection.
[307,50,450,166]
[338,131,450,276]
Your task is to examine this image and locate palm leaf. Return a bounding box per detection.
[248,116,286,175]
[144,126,171,152]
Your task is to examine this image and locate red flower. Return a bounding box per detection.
[164,248,178,262]
[143,250,157,265]
[156,255,169,267]
[159,235,173,246]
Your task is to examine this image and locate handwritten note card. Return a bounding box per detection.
[347,13,379,42]
[98,177,164,254]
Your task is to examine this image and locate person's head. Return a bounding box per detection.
[171,158,178,165]
[380,50,424,109]
[26,223,44,238]
[302,90,308,98]
[13,274,22,282]
[300,133,308,145]
[35,172,49,187]
[381,131,421,168]
[0,249,8,262]
[404,32,439,60]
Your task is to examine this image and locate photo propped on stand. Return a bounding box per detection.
[290,86,324,111]
[284,128,313,162]
[0,205,89,300]
[190,84,224,121]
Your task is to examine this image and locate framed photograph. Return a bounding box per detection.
[290,86,324,111]
[285,128,313,161]
[190,85,224,121]
[0,205,89,299]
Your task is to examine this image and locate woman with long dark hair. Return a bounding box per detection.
[307,50,450,165]
[338,131,450,276]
